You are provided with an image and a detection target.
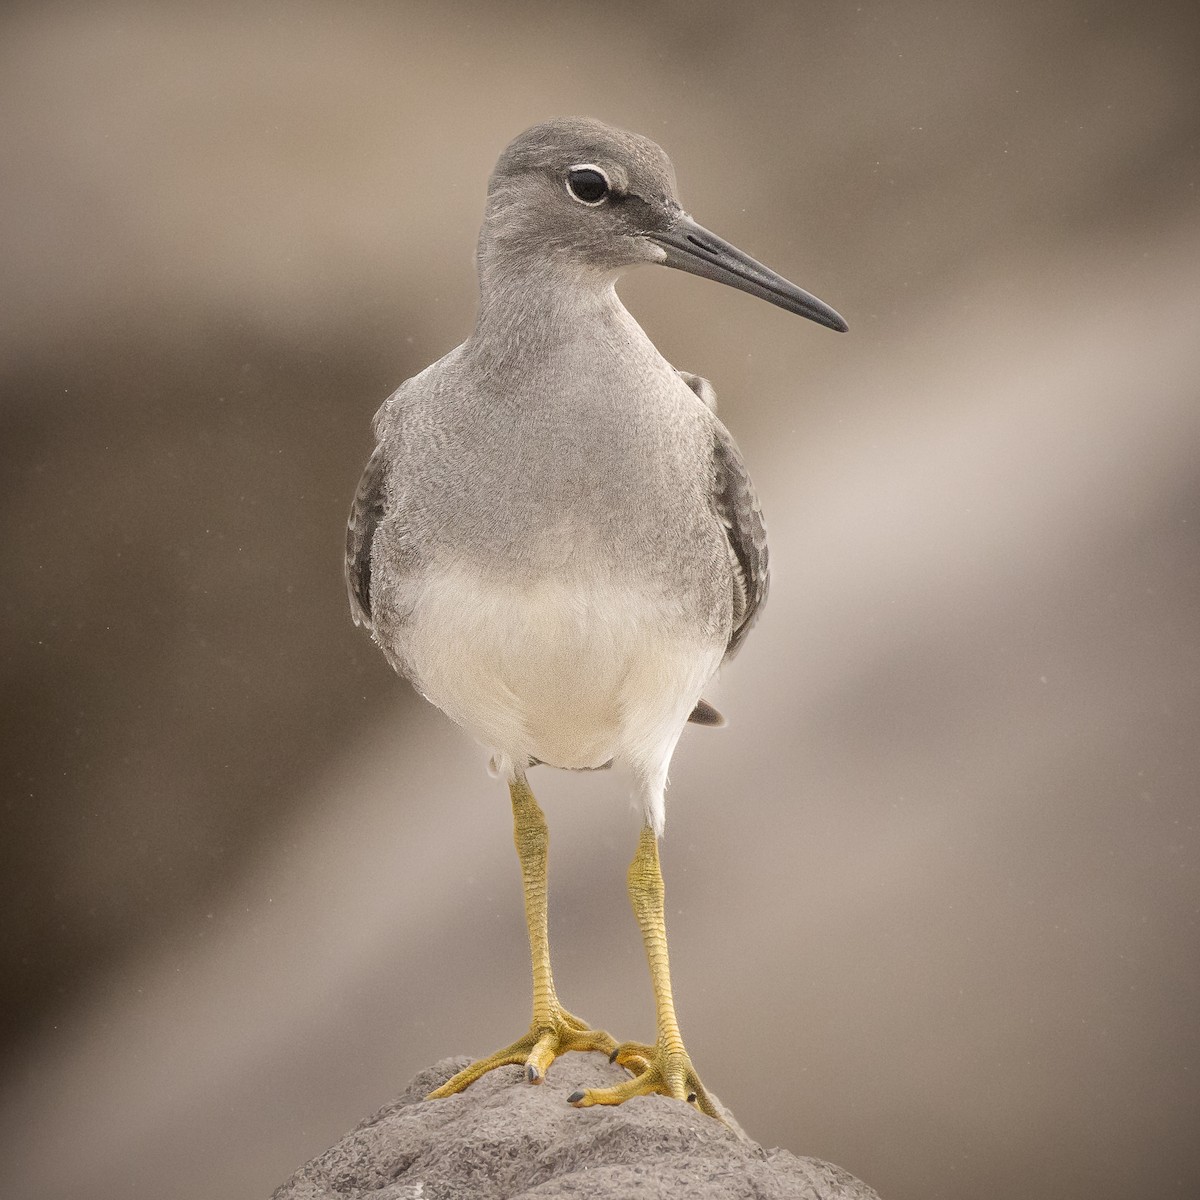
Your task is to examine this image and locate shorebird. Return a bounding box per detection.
[346,117,846,1117]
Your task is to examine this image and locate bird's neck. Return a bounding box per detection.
[468,255,636,371]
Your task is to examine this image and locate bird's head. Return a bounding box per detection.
[479,117,847,333]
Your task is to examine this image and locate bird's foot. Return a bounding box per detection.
[427,1003,617,1098]
[569,1038,721,1119]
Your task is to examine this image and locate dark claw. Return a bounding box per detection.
[526,1064,540,1083]
[687,1091,697,1104]
[608,1048,619,1063]
[567,1090,585,1104]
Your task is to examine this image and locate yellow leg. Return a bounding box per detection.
[428,775,616,1098]
[568,825,720,1119]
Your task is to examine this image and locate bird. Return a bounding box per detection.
[345,117,846,1118]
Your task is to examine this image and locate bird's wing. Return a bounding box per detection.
[345,441,388,629]
[709,417,770,659]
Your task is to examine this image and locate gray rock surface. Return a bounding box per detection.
[272,1055,882,1199]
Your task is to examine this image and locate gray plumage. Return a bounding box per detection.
[346,118,844,833]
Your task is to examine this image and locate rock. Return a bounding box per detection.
[272,1055,882,1199]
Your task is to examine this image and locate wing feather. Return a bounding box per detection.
[345,442,388,629]
[709,417,769,659]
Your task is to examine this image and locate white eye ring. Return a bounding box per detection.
[565,163,611,206]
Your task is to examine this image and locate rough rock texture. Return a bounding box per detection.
[272,1055,882,1199]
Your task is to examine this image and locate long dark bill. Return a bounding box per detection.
[649,215,848,332]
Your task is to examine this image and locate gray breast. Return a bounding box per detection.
[389,343,731,617]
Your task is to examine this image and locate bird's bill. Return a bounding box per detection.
[647,215,848,332]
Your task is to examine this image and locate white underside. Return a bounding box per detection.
[400,564,723,831]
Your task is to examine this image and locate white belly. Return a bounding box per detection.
[403,564,723,774]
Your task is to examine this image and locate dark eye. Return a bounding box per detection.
[566,165,610,206]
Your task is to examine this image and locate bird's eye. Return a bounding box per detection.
[566,165,610,206]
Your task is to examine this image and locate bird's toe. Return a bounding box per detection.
[427,1002,618,1100]
[571,1043,722,1119]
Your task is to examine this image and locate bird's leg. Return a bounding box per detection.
[428,774,617,1099]
[568,824,720,1118]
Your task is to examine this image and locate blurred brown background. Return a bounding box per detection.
[2,1,1197,1198]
